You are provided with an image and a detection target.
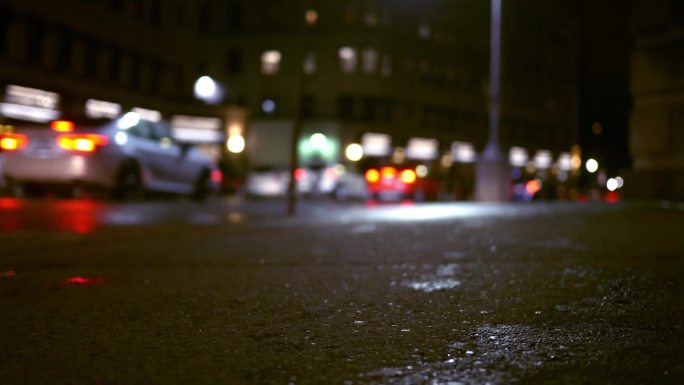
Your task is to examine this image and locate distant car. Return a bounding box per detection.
[0,114,221,200]
[245,165,368,200]
[364,166,418,201]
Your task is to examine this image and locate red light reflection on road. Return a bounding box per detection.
[0,198,23,210]
[61,276,108,286]
[0,271,16,278]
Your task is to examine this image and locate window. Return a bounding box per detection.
[26,19,45,66]
[199,2,210,35]
[226,49,242,75]
[303,52,316,75]
[226,2,244,32]
[83,39,98,78]
[261,50,281,75]
[361,48,378,74]
[338,95,355,120]
[380,54,392,78]
[57,30,73,73]
[301,95,316,118]
[109,47,121,83]
[149,0,162,26]
[338,47,357,74]
[130,52,142,89]
[0,6,8,55]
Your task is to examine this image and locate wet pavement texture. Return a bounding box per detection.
[1,198,683,384]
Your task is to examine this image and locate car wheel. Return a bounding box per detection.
[191,170,211,201]
[113,163,143,201]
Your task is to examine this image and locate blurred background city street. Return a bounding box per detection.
[1,0,683,383]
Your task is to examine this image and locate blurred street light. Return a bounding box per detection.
[227,134,245,154]
[586,158,599,173]
[345,143,364,162]
[193,76,225,105]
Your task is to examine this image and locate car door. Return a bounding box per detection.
[147,122,185,185]
[126,120,176,185]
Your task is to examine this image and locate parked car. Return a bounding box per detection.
[245,165,368,200]
[0,113,221,200]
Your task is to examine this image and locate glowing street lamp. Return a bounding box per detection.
[193,76,225,104]
[586,158,599,173]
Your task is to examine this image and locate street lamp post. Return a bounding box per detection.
[475,0,510,201]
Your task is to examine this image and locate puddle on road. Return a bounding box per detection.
[399,264,462,293]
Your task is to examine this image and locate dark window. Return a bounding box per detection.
[149,0,162,26]
[131,0,144,20]
[57,30,73,73]
[176,3,186,25]
[338,95,355,120]
[83,39,98,78]
[109,47,121,83]
[0,6,9,55]
[150,61,162,94]
[130,52,142,89]
[110,0,123,11]
[130,121,153,139]
[199,2,210,35]
[226,2,244,33]
[26,18,44,66]
[361,97,377,122]
[225,49,242,75]
[301,95,316,118]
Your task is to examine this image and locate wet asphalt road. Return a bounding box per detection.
[1,197,683,385]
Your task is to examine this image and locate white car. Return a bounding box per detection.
[245,165,368,200]
[0,113,221,199]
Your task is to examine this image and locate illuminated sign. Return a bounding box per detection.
[451,141,476,163]
[557,152,572,171]
[534,150,553,169]
[406,137,439,160]
[85,99,121,119]
[132,107,162,122]
[1,85,60,123]
[509,147,528,167]
[170,115,221,131]
[362,133,391,157]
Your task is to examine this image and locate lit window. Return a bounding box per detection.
[419,24,431,39]
[305,9,318,26]
[303,53,317,74]
[361,48,378,74]
[365,12,379,26]
[261,50,281,75]
[380,54,393,78]
[338,47,357,74]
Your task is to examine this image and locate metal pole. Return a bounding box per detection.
[287,0,311,215]
[484,0,502,159]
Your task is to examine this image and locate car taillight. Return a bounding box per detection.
[400,169,417,184]
[51,120,75,133]
[0,133,28,151]
[365,169,380,183]
[294,168,307,181]
[211,169,223,183]
[56,134,109,153]
[380,166,397,180]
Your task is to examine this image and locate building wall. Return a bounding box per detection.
[0,0,215,117]
[204,0,579,170]
[628,0,684,200]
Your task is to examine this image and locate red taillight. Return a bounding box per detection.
[57,134,109,153]
[0,133,28,151]
[526,179,542,195]
[365,169,380,183]
[51,120,74,133]
[400,169,417,184]
[380,166,397,180]
[211,169,223,183]
[294,168,307,181]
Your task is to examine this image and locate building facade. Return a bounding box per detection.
[203,0,581,198]
[628,0,684,200]
[0,0,229,160]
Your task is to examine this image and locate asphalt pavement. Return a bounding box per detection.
[1,197,683,385]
